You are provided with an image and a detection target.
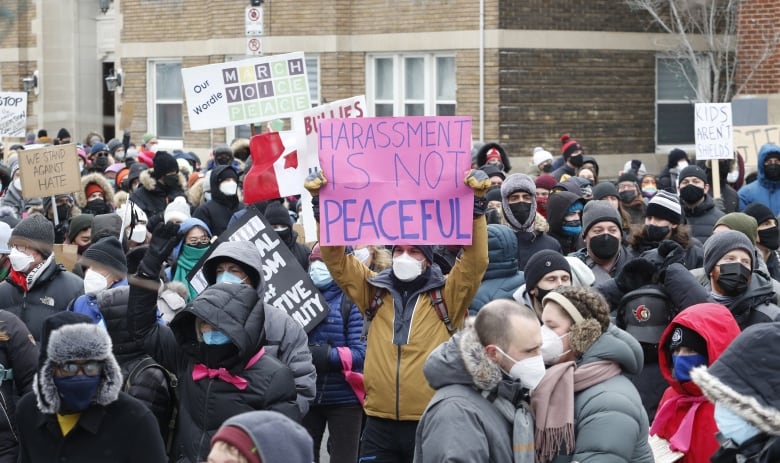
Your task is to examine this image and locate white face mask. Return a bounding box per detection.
[677,160,688,170]
[308,261,333,288]
[83,269,108,295]
[9,248,34,273]
[497,347,546,391]
[130,224,148,243]
[541,325,571,365]
[219,181,238,196]
[204,192,212,202]
[12,178,21,192]
[726,170,739,184]
[392,252,424,281]
[354,247,371,265]
[149,144,159,154]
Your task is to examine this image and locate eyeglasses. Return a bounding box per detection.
[186,237,211,246]
[56,360,103,377]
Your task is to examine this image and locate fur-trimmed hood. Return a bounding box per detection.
[475,142,512,173]
[423,324,502,392]
[138,168,187,193]
[75,173,116,208]
[33,323,123,414]
[578,324,643,375]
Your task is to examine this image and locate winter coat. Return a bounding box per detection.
[128,168,187,220]
[282,227,311,271]
[414,329,517,463]
[739,144,780,215]
[320,216,489,421]
[192,165,242,236]
[682,194,724,244]
[629,236,704,271]
[470,224,525,315]
[128,280,299,463]
[552,325,654,463]
[75,173,116,216]
[69,279,128,328]
[653,303,741,463]
[569,245,631,287]
[0,311,37,463]
[0,185,25,219]
[475,143,511,173]
[515,214,562,270]
[0,257,84,341]
[546,191,585,255]
[307,282,366,406]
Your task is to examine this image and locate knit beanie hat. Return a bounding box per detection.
[263,201,292,227]
[678,165,708,186]
[10,213,54,257]
[127,162,148,185]
[152,151,178,179]
[582,200,622,236]
[485,186,502,203]
[85,183,104,199]
[533,147,553,167]
[142,133,156,145]
[668,148,689,168]
[485,146,503,164]
[67,214,94,243]
[523,250,570,291]
[560,134,583,160]
[106,138,123,154]
[309,243,322,262]
[500,173,537,230]
[669,325,708,358]
[90,143,109,157]
[703,230,754,276]
[743,203,775,227]
[82,237,127,276]
[617,172,639,189]
[56,128,71,141]
[646,190,682,224]
[164,196,191,224]
[211,425,261,463]
[213,410,314,463]
[534,174,558,191]
[592,181,619,200]
[479,164,505,181]
[714,213,758,244]
[391,244,434,264]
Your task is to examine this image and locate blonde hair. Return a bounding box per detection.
[369,245,392,271]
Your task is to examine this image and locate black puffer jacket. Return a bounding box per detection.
[128,278,298,463]
[128,169,187,221]
[193,166,242,236]
[682,194,724,244]
[98,286,173,440]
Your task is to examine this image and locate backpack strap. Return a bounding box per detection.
[360,287,386,341]
[340,293,354,340]
[360,286,455,340]
[429,287,455,334]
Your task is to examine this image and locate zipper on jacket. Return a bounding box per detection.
[395,345,401,420]
[197,379,214,459]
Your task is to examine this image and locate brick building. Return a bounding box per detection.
[1,0,778,166]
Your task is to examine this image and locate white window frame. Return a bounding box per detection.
[147,59,183,149]
[655,56,699,153]
[366,52,456,117]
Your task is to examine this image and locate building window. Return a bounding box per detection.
[368,53,456,117]
[656,57,697,146]
[148,60,183,140]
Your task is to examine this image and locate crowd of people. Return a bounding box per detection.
[0,128,774,462]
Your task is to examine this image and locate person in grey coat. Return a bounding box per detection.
[414,299,543,463]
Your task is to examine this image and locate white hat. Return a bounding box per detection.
[533,147,553,167]
[623,160,647,177]
[164,196,191,224]
[0,222,11,254]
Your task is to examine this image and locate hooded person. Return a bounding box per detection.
[691,323,780,462]
[42,194,79,244]
[475,142,511,173]
[16,312,167,462]
[658,148,691,193]
[167,217,213,301]
[76,173,115,216]
[468,224,525,316]
[261,200,309,271]
[129,150,187,222]
[650,303,741,463]
[500,173,562,269]
[193,165,242,236]
[0,214,84,341]
[122,162,148,193]
[677,165,724,243]
[209,410,314,463]
[739,143,780,215]
[743,203,780,282]
[534,174,557,218]
[544,190,585,255]
[0,154,28,219]
[127,224,300,462]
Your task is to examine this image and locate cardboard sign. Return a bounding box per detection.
[187,209,328,333]
[53,244,79,272]
[0,92,27,137]
[733,124,780,171]
[182,52,310,131]
[695,103,734,160]
[292,96,368,241]
[318,116,473,246]
[119,101,136,131]
[17,144,81,199]
[243,130,304,204]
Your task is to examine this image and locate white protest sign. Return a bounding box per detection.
[695,103,734,160]
[0,92,27,137]
[182,52,310,131]
[291,96,367,241]
[733,125,780,170]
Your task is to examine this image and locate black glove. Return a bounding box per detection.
[139,221,181,278]
[658,240,685,268]
[311,195,320,223]
[309,344,331,374]
[615,258,657,293]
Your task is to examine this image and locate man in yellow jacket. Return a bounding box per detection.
[305,169,489,463]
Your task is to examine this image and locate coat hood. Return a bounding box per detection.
[485,224,519,279]
[202,240,264,293]
[545,191,582,233]
[658,303,741,396]
[218,410,314,463]
[475,142,511,173]
[209,165,240,205]
[579,324,643,375]
[757,143,780,189]
[423,325,502,392]
[75,173,116,208]
[138,168,187,193]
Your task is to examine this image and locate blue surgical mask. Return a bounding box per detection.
[202,331,231,345]
[216,272,246,285]
[54,374,102,413]
[671,353,707,382]
[309,261,333,288]
[714,402,761,445]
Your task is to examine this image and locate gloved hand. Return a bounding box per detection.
[309,343,331,374]
[658,240,685,268]
[615,258,657,294]
[139,221,181,279]
[305,169,328,223]
[465,169,491,217]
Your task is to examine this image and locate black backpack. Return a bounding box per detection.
[616,284,675,347]
[123,355,179,453]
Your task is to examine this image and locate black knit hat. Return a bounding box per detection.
[263,201,292,227]
[10,213,55,257]
[152,151,178,179]
[703,229,754,276]
[678,165,708,185]
[592,181,619,200]
[67,214,94,242]
[391,244,434,264]
[743,203,775,227]
[668,148,689,168]
[646,191,682,224]
[56,128,71,141]
[617,172,639,188]
[582,200,622,236]
[82,236,127,276]
[523,250,570,291]
[669,325,708,357]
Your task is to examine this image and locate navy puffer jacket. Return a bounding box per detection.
[469,224,525,315]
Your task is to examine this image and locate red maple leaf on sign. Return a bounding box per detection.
[283,150,298,169]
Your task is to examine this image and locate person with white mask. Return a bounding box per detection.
[0,214,84,341]
[415,299,541,463]
[532,287,653,463]
[193,165,243,236]
[69,237,128,328]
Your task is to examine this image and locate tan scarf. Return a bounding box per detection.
[530,360,622,463]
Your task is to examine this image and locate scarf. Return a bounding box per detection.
[174,245,209,301]
[650,395,709,453]
[192,347,265,390]
[531,360,622,463]
[489,380,535,463]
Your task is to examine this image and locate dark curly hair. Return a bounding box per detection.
[554,286,610,333]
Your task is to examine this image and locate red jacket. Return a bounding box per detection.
[652,303,741,463]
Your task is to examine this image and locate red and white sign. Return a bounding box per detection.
[245,6,263,36]
[246,37,263,56]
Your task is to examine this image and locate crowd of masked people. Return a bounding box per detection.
[0,127,773,462]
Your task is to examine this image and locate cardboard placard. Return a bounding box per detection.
[17,144,81,200]
[695,103,734,160]
[733,124,780,170]
[119,101,136,131]
[53,244,79,272]
[0,92,27,137]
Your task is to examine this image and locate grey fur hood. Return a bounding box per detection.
[424,324,502,392]
[33,323,123,414]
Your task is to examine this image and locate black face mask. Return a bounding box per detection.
[589,234,620,260]
[86,199,110,215]
[759,226,780,251]
[56,204,71,221]
[716,262,751,296]
[644,224,670,242]
[215,155,233,166]
[569,155,584,168]
[276,228,292,244]
[541,164,553,173]
[485,208,502,225]
[93,155,109,170]
[679,184,705,204]
[619,190,637,204]
[163,175,180,191]
[534,286,555,303]
[199,342,240,369]
[508,202,532,226]
[765,163,780,181]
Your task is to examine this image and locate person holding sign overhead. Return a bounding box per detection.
[304,168,490,463]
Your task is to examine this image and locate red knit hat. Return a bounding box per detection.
[560,134,583,159]
[309,243,322,262]
[485,147,502,164]
[85,183,104,198]
[211,425,262,463]
[535,174,558,191]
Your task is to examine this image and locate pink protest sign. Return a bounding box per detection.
[318,116,473,245]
